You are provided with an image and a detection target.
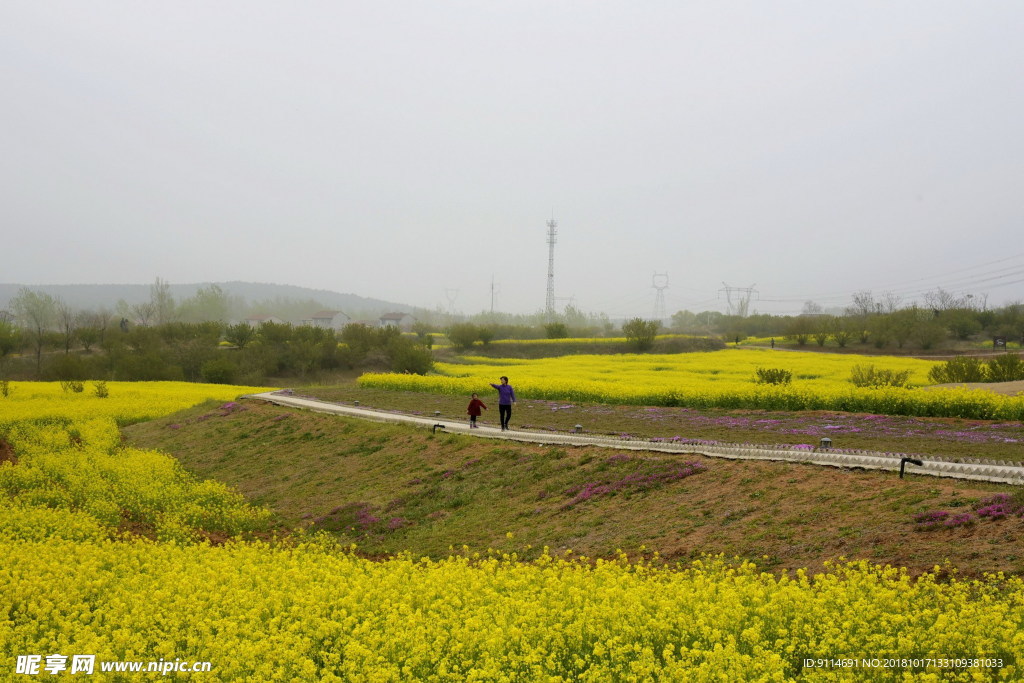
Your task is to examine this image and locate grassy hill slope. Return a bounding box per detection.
[123,398,1023,576]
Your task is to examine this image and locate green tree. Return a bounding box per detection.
[150,276,177,325]
[177,284,236,323]
[544,322,568,339]
[622,318,659,351]
[75,310,111,352]
[830,316,853,348]
[784,316,813,346]
[447,323,480,350]
[0,320,21,373]
[11,287,58,376]
[388,336,433,374]
[225,322,257,349]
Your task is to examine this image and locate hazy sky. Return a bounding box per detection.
[3,2,1023,317]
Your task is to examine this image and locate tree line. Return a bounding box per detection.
[0,287,432,383]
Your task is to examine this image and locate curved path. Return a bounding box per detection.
[244,391,1024,486]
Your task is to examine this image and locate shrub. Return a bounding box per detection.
[622,318,659,351]
[986,353,1024,383]
[60,380,84,393]
[928,356,987,384]
[849,364,912,388]
[388,337,433,375]
[201,357,238,384]
[544,322,568,340]
[92,381,109,398]
[446,323,480,350]
[753,367,792,385]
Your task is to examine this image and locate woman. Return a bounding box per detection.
[489,376,516,431]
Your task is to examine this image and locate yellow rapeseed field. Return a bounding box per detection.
[360,349,1024,419]
[2,382,1023,680]
[0,380,274,427]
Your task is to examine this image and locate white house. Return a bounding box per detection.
[304,310,350,330]
[378,312,415,330]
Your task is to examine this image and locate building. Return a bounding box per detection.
[304,310,350,330]
[378,312,415,330]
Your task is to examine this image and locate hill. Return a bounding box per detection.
[0,281,413,317]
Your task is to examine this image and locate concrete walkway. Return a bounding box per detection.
[244,391,1024,486]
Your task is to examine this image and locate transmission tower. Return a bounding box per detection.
[489,276,500,314]
[652,272,669,321]
[545,217,558,319]
[719,282,758,317]
[444,288,459,316]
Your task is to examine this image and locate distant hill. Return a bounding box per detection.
[0,281,414,319]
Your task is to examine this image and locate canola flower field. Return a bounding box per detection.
[2,382,1024,680]
[360,349,1024,420]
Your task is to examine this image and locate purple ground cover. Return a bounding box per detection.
[618,405,1024,446]
[914,493,1024,530]
[562,459,706,509]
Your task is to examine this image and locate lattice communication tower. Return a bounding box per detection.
[545,218,558,318]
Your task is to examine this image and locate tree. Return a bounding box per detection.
[622,318,659,351]
[845,291,876,344]
[924,288,965,312]
[670,310,704,334]
[224,322,257,349]
[812,316,833,347]
[55,298,77,354]
[940,309,982,340]
[802,300,823,315]
[0,320,21,373]
[785,316,813,346]
[75,309,111,352]
[150,277,177,325]
[829,316,853,348]
[447,323,480,350]
[544,322,568,339]
[177,284,234,323]
[11,288,57,376]
[388,336,434,374]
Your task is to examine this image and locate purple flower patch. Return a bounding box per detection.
[944,512,975,528]
[220,401,247,416]
[913,510,951,530]
[916,492,1023,530]
[562,461,706,509]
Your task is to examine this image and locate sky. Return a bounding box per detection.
[2,1,1023,318]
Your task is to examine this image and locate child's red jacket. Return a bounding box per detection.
[467,398,487,416]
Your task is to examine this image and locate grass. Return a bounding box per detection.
[123,399,1024,577]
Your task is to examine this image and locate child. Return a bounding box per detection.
[467,393,487,428]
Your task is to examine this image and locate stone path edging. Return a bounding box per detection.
[244,392,1024,486]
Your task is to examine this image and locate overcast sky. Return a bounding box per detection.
[3,2,1023,317]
